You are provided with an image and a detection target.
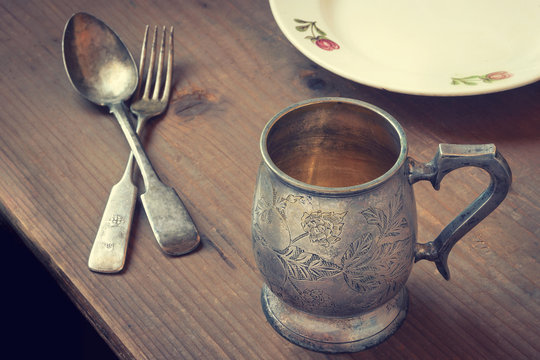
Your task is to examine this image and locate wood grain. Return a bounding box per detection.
[0,0,538,359]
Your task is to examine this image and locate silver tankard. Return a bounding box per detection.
[251,98,511,352]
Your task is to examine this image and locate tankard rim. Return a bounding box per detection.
[260,97,408,195]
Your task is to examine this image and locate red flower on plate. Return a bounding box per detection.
[486,71,512,81]
[315,38,340,51]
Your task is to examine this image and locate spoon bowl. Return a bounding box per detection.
[62,12,138,106]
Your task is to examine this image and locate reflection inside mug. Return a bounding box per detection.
[266,101,401,188]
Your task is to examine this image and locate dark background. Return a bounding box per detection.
[2,218,118,360]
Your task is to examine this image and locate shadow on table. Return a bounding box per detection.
[1,219,118,360]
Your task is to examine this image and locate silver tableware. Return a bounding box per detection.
[252,98,512,352]
[62,13,199,272]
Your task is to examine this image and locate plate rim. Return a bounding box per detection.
[269,0,540,96]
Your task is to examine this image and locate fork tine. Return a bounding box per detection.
[152,26,167,100]
[134,25,149,100]
[161,26,174,103]
[142,26,158,100]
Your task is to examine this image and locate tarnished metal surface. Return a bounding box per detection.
[410,144,512,279]
[252,98,512,352]
[62,13,199,272]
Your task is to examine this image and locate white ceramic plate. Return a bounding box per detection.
[270,0,540,96]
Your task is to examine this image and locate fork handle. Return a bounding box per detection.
[109,102,200,255]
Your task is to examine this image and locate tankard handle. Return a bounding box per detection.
[408,144,512,280]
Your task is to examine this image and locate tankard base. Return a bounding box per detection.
[261,284,408,353]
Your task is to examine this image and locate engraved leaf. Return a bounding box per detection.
[280,246,342,281]
[284,194,303,203]
[374,242,403,271]
[343,264,378,278]
[341,232,373,267]
[386,192,407,236]
[389,191,404,216]
[366,236,412,294]
[307,257,342,280]
[383,237,413,277]
[294,18,310,23]
[341,233,381,292]
[255,199,272,223]
[343,272,380,293]
[295,25,310,32]
[361,207,387,234]
[362,191,407,237]
[276,194,303,217]
[280,246,311,280]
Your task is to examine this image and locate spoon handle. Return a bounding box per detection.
[109,103,200,255]
[88,156,137,273]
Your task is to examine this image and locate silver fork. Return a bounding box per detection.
[131,25,172,135]
[88,26,200,273]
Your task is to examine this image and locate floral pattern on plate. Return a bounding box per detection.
[294,19,340,51]
[451,71,512,85]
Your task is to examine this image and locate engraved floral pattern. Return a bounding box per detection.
[253,182,413,311]
[300,210,347,247]
[280,245,342,282]
[340,192,412,308]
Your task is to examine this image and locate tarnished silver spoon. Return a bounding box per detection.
[62,13,200,272]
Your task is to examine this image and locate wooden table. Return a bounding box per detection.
[1,1,539,359]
